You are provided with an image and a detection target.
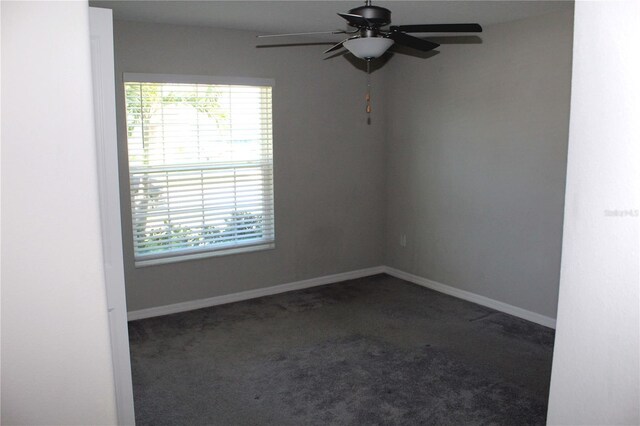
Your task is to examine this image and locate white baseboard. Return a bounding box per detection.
[382,266,556,329]
[127,266,386,321]
[128,265,556,329]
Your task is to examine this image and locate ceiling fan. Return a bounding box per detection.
[258,0,483,60]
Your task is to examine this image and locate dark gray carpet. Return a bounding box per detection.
[128,274,555,425]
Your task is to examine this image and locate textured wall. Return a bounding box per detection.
[113,21,388,311]
[547,1,640,423]
[384,10,574,318]
[1,2,117,424]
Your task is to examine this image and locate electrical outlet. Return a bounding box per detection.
[400,234,407,247]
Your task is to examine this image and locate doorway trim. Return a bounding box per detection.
[89,7,136,425]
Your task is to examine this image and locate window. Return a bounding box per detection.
[123,74,274,266]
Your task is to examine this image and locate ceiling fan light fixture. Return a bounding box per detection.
[344,37,394,59]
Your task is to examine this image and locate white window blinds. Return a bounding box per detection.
[123,74,274,266]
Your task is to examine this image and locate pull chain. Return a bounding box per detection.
[366,59,372,115]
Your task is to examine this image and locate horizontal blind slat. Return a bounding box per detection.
[129,161,272,174]
[130,186,273,203]
[135,238,275,259]
[132,201,275,220]
[130,175,272,190]
[134,227,275,246]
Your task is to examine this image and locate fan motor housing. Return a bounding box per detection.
[347,5,391,27]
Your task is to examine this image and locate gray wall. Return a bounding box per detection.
[113,21,388,311]
[384,10,574,318]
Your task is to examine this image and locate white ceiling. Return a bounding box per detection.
[91,1,573,39]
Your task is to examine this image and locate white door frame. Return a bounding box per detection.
[89,7,136,425]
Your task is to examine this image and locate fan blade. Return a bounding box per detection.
[324,40,346,54]
[390,24,482,33]
[388,32,440,52]
[257,30,347,38]
[323,36,360,54]
[338,12,370,27]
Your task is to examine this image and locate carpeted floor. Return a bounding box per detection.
[128,274,555,425]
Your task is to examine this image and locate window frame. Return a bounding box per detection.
[122,73,275,267]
